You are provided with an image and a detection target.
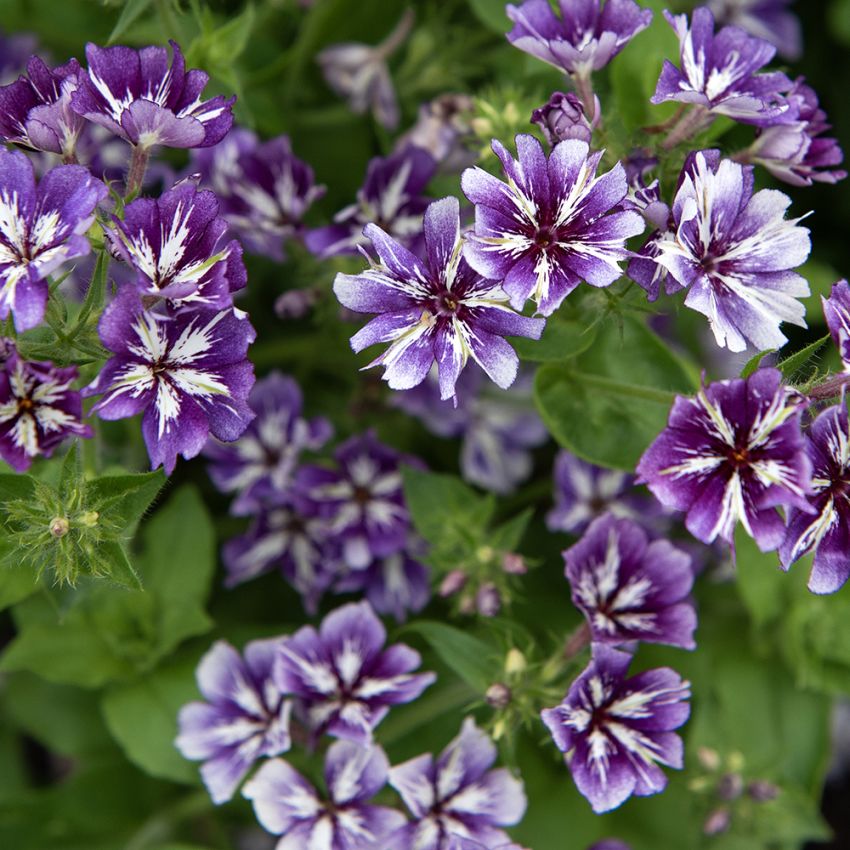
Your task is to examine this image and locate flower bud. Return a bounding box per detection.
[49,517,70,538]
[502,552,527,574]
[485,682,512,709]
[275,288,318,319]
[475,582,501,617]
[504,648,527,676]
[458,593,476,615]
[531,91,599,147]
[717,773,744,801]
[703,808,731,836]
[748,780,779,802]
[78,511,99,527]
[697,746,721,772]
[439,569,467,597]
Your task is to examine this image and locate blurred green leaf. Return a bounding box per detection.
[467,0,510,33]
[513,317,599,362]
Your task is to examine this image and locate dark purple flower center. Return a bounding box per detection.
[16,396,34,414]
[534,228,555,249]
[434,290,461,316]
[353,485,372,505]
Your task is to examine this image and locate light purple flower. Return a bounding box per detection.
[450,839,527,850]
[0,345,91,471]
[707,0,801,60]
[0,149,106,332]
[531,91,600,147]
[506,0,653,78]
[564,514,697,649]
[652,7,793,125]
[243,740,406,850]
[628,150,811,352]
[305,146,435,259]
[85,287,255,475]
[106,181,246,312]
[205,371,332,515]
[388,717,527,850]
[334,196,544,402]
[747,78,846,187]
[637,368,811,551]
[587,839,632,850]
[0,56,86,159]
[274,600,435,744]
[175,638,292,804]
[823,279,850,369]
[396,94,476,172]
[546,450,659,534]
[541,645,690,813]
[780,404,850,594]
[71,40,234,150]
[461,135,644,317]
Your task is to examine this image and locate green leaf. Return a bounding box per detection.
[777,334,830,381]
[490,508,533,551]
[740,349,776,378]
[467,0,509,33]
[0,555,40,612]
[85,468,166,535]
[512,318,598,362]
[0,473,36,501]
[92,540,142,590]
[108,0,154,42]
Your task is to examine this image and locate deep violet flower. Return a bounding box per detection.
[85,287,255,475]
[244,740,406,850]
[274,600,435,744]
[628,150,811,353]
[205,371,332,515]
[531,91,600,147]
[334,196,544,402]
[707,0,801,60]
[461,135,644,317]
[71,40,234,150]
[823,279,850,369]
[106,180,246,312]
[388,717,527,850]
[0,149,106,332]
[637,368,811,551]
[0,345,91,471]
[564,514,697,649]
[0,29,37,85]
[541,645,690,813]
[0,56,86,159]
[780,404,850,594]
[651,7,794,126]
[175,638,292,804]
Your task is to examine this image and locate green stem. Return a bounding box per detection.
[125,146,150,198]
[572,370,679,404]
[124,790,213,850]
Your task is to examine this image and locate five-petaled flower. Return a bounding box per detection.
[175,638,292,805]
[388,717,527,850]
[637,368,812,551]
[274,600,435,744]
[334,195,544,402]
[461,135,644,317]
[707,0,801,61]
[85,287,256,475]
[541,645,690,813]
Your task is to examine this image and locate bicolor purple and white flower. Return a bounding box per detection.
[243,740,406,850]
[334,196,544,401]
[823,279,850,369]
[531,91,600,147]
[175,638,292,805]
[541,645,690,813]
[85,287,255,474]
[637,368,811,551]
[628,150,811,352]
[564,515,697,649]
[206,371,332,515]
[107,180,246,312]
[707,0,801,60]
[652,7,793,126]
[71,40,234,150]
[274,600,435,744]
[388,717,527,850]
[0,149,106,331]
[546,450,658,534]
[779,404,850,594]
[0,345,91,471]
[461,136,644,317]
[0,56,86,159]
[306,145,435,259]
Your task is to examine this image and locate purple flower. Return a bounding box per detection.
[0,56,86,159]
[0,345,91,471]
[823,279,850,368]
[506,0,653,78]
[274,600,436,744]
[298,432,413,569]
[637,368,811,551]
[541,645,690,813]
[564,515,697,649]
[0,149,106,332]
[106,181,246,312]
[243,740,406,850]
[85,287,255,475]
[175,638,292,804]
[652,7,793,125]
[305,146,435,259]
[205,371,332,515]
[747,78,846,187]
[0,29,37,85]
[334,196,544,402]
[546,450,659,534]
[780,404,850,594]
[191,129,326,261]
[222,500,339,612]
[388,717,527,850]
[396,94,476,172]
[531,91,600,147]
[461,135,644,317]
[71,40,234,150]
[707,0,801,60]
[629,150,811,352]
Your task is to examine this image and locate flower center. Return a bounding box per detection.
[729,447,749,466]
[352,485,372,505]
[534,228,555,249]
[435,291,460,315]
[16,397,34,414]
